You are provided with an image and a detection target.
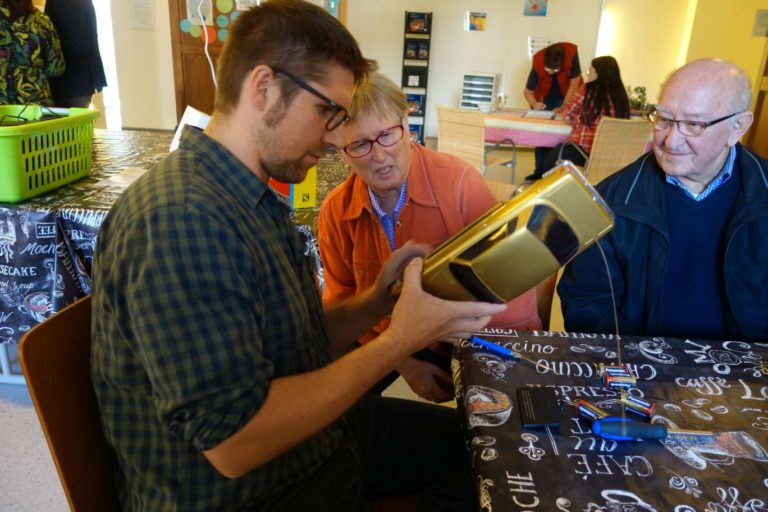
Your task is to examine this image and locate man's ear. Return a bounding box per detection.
[728,111,754,146]
[244,64,278,113]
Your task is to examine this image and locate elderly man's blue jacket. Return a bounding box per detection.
[558,144,768,341]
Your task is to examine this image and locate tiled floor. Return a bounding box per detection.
[0,382,68,511]
[0,374,439,512]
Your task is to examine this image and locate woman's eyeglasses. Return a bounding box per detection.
[341,122,405,158]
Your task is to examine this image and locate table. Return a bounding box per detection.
[0,130,173,383]
[485,108,572,148]
[0,128,349,383]
[454,330,768,511]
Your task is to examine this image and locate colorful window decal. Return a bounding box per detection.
[180,4,239,42]
[216,0,233,13]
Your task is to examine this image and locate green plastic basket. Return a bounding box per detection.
[0,105,100,203]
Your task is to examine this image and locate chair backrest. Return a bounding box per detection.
[18,295,122,512]
[435,104,486,171]
[483,177,517,202]
[584,117,653,184]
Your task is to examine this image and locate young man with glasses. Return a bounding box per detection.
[91,2,504,511]
[558,58,768,342]
[318,72,541,404]
[523,42,582,181]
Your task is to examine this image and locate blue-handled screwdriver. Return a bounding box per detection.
[469,335,552,372]
[591,416,668,441]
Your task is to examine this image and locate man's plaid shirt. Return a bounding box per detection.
[91,127,342,511]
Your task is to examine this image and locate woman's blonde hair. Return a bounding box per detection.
[350,72,408,122]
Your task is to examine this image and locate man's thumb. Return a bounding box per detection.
[402,257,424,290]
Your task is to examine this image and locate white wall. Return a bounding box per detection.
[107,1,768,133]
[686,0,768,111]
[112,0,601,133]
[110,0,176,130]
[597,0,695,105]
[346,0,602,137]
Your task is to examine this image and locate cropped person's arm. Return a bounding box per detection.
[203,259,506,477]
[524,89,545,110]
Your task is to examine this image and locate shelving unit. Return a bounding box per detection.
[401,11,432,144]
[461,73,500,110]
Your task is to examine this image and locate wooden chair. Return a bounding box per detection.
[435,104,515,179]
[18,295,122,512]
[559,117,653,184]
[18,296,419,511]
[585,117,653,184]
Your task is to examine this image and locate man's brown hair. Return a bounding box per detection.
[543,43,565,69]
[214,0,376,115]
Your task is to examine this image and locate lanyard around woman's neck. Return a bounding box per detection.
[368,179,408,251]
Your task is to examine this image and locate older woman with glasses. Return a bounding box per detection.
[318,72,541,403]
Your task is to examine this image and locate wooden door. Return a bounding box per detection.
[168,0,224,121]
[746,43,768,158]
[168,0,347,123]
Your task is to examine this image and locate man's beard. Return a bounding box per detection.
[258,100,320,184]
[262,157,308,184]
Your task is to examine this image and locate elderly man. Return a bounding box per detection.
[558,58,768,342]
[91,1,504,510]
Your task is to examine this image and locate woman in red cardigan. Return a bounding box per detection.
[319,72,541,402]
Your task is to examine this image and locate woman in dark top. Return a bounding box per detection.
[45,0,106,108]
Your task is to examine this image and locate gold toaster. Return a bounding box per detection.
[393,161,614,303]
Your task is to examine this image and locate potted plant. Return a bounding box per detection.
[626,85,653,116]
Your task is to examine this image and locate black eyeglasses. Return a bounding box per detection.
[341,121,405,158]
[272,67,350,131]
[647,109,740,137]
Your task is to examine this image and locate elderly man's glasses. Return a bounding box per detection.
[544,67,561,74]
[272,67,350,131]
[647,109,740,137]
[341,121,405,158]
